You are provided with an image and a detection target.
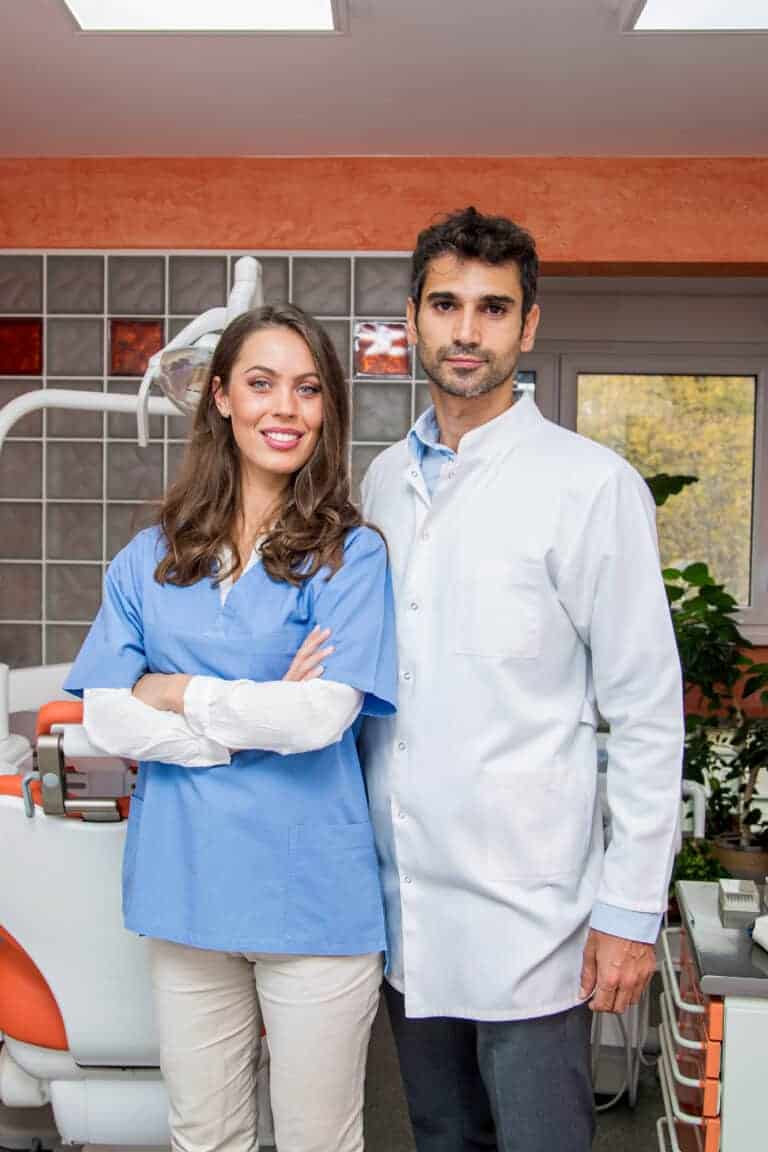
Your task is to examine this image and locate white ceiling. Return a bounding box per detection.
[3,0,767,156]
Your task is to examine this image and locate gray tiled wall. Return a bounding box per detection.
[0,250,428,669]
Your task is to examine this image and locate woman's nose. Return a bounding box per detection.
[271,385,299,416]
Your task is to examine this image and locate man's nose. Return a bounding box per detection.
[453,307,480,348]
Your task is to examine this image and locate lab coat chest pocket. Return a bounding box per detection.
[454,556,542,658]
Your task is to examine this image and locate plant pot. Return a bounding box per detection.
[710,838,768,882]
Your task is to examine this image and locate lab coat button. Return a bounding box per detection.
[409,601,419,611]
[409,469,418,479]
[397,740,407,751]
[402,671,412,681]
[403,875,412,884]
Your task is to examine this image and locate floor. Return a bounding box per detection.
[2,1001,663,1152]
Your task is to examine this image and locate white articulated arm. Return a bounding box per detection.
[136,256,263,445]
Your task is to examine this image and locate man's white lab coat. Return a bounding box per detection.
[360,395,684,1020]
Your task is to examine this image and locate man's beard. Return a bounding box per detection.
[418,344,520,400]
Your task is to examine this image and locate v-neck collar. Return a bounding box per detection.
[217,541,264,606]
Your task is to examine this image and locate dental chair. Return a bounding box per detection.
[0,258,272,1149]
[0,673,274,1149]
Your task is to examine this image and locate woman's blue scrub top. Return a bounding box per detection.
[64,525,398,956]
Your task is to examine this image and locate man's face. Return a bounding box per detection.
[407,254,540,400]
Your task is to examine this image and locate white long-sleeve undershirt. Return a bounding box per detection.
[83,679,363,766]
[81,546,363,767]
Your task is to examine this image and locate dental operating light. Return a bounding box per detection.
[62,0,339,33]
[135,256,263,445]
[633,0,768,30]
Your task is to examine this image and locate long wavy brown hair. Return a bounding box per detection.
[155,304,362,587]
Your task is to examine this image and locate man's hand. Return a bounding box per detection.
[133,672,191,713]
[579,928,656,1014]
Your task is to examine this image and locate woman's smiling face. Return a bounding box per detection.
[213,325,324,482]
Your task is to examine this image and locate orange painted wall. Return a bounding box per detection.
[1,157,767,269]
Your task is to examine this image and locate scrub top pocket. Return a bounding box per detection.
[286,821,386,951]
[454,557,542,659]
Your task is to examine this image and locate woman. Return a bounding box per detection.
[64,304,397,1152]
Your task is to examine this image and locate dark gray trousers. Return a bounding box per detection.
[384,983,595,1152]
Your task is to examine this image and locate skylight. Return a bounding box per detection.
[633,0,768,30]
[62,0,340,33]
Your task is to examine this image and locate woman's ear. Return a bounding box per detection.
[211,376,230,418]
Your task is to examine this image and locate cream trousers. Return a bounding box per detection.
[149,939,383,1152]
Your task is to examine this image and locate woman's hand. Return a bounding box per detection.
[133,672,192,714]
[283,627,334,682]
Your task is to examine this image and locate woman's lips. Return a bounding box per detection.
[260,429,304,452]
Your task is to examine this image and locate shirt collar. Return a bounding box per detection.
[407,392,543,466]
[407,405,455,465]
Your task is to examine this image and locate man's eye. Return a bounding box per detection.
[433,300,454,312]
[486,304,507,316]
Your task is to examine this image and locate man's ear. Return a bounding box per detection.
[520,303,541,354]
[406,297,418,347]
[211,376,230,418]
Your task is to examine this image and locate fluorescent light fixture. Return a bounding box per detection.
[633,0,768,30]
[62,0,339,32]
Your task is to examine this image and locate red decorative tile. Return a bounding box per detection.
[354,321,410,377]
[110,319,164,377]
[0,318,43,375]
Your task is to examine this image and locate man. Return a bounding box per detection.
[359,207,683,1152]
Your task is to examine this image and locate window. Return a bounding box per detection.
[557,351,768,642]
[576,372,756,605]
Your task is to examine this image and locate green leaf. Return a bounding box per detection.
[744,676,768,699]
[682,563,713,586]
[645,473,699,507]
[662,567,683,581]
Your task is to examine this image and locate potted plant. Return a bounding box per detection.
[667,838,730,921]
[650,472,768,880]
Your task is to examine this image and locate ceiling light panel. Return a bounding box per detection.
[63,0,339,32]
[633,0,768,30]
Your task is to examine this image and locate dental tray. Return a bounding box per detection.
[717,878,761,929]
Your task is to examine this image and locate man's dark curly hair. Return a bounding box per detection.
[410,206,539,324]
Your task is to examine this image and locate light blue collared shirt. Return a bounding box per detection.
[407,403,660,945]
[407,405,456,500]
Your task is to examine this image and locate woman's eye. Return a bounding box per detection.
[297,384,322,397]
[247,378,271,390]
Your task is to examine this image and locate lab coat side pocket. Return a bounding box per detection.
[482,744,594,881]
[454,557,542,659]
